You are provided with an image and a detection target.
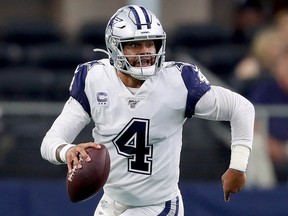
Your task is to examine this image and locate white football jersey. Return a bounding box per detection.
[41,58,254,206]
[68,59,210,205]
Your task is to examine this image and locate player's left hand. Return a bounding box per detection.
[221,168,246,202]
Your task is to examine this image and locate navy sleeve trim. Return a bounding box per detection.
[177,63,211,118]
[69,64,91,117]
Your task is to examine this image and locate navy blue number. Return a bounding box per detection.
[113,118,152,175]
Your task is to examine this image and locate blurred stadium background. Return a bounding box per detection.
[1,0,288,215]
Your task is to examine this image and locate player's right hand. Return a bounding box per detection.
[66,142,101,173]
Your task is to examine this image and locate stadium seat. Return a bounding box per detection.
[170,23,230,50]
[181,118,230,180]
[1,115,67,177]
[1,21,64,46]
[0,43,24,68]
[78,21,107,49]
[190,43,248,81]
[25,43,105,70]
[0,67,56,101]
[1,115,95,178]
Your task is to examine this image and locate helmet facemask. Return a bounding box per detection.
[113,37,166,80]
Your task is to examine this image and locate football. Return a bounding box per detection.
[66,145,110,203]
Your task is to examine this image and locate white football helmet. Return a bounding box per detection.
[105,5,166,80]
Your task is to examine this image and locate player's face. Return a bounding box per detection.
[123,40,156,67]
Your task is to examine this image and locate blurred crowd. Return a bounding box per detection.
[170,0,288,187]
[230,2,288,187]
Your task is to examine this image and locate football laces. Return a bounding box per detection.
[67,155,84,182]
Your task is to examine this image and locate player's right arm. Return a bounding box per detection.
[41,63,94,166]
[40,97,91,165]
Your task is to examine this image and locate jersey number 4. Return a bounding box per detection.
[112,118,153,175]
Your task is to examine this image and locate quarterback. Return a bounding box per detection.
[41,5,255,216]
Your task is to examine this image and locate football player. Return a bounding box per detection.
[41,5,255,216]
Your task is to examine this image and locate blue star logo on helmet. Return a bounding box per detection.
[108,15,123,29]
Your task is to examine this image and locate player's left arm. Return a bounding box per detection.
[194,85,255,202]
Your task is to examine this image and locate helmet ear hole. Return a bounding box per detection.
[109,58,114,65]
[116,60,124,69]
[110,37,117,46]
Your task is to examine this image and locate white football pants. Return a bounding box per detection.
[94,191,184,216]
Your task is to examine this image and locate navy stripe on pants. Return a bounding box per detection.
[158,196,179,216]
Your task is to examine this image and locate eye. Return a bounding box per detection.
[126,42,138,48]
[123,42,137,49]
[130,43,138,48]
[147,41,155,47]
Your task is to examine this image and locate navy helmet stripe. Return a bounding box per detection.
[139,6,151,29]
[128,6,141,30]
